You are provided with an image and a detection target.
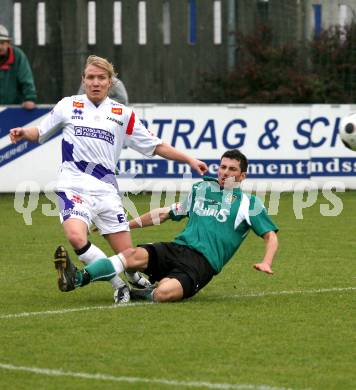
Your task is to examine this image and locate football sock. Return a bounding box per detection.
[125,271,143,283]
[76,241,126,288]
[82,258,117,283]
[76,241,106,264]
[109,253,126,274]
[145,289,155,302]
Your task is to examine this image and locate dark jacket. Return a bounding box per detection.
[0,46,37,104]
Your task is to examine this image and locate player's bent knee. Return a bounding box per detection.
[121,247,136,260]
[154,288,183,302]
[154,279,184,302]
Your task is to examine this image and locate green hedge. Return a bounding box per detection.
[193,24,356,103]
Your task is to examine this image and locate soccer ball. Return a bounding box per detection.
[339,113,356,151]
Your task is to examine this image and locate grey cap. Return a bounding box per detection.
[0,25,11,41]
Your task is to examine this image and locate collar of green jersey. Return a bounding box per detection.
[202,176,242,192]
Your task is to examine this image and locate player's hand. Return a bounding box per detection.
[190,159,208,175]
[9,127,25,144]
[22,101,36,110]
[253,262,274,275]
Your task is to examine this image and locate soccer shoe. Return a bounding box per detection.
[53,245,77,292]
[113,285,131,304]
[125,271,152,289]
[130,285,155,301]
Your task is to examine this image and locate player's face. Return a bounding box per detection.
[82,64,112,104]
[218,157,246,188]
[0,41,10,56]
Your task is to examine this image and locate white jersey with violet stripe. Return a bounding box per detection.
[37,94,162,194]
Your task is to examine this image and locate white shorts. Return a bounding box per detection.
[56,190,129,235]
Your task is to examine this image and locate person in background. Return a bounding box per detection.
[0,24,37,109]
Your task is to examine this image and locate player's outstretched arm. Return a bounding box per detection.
[129,207,171,229]
[9,126,39,143]
[253,231,278,275]
[154,142,208,175]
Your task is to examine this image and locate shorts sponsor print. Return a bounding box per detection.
[55,190,130,234]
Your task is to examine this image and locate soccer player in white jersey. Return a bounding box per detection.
[51,149,279,303]
[9,55,208,303]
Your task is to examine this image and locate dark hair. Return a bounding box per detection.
[221,149,248,172]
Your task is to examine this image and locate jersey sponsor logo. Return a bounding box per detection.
[73,101,84,108]
[112,107,122,115]
[107,116,124,126]
[74,126,115,145]
[205,198,220,205]
[193,200,229,222]
[71,108,84,120]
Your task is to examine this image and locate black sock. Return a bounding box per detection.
[75,241,91,256]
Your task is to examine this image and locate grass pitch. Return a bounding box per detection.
[0,192,355,390]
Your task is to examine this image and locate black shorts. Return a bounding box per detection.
[138,242,216,299]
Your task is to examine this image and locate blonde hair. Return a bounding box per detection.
[83,55,117,80]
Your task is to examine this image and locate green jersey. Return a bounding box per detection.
[169,177,278,273]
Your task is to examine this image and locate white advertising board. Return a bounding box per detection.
[0,104,355,192]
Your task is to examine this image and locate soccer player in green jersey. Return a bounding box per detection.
[54,149,279,302]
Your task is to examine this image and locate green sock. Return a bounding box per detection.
[145,290,155,302]
[83,258,117,282]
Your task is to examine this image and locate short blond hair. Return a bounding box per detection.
[83,55,117,80]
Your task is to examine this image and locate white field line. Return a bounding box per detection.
[221,286,356,300]
[0,362,305,390]
[0,301,151,319]
[0,286,355,320]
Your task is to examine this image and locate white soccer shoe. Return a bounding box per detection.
[125,271,152,289]
[113,285,130,304]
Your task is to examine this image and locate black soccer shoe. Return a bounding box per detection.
[130,285,155,301]
[54,245,77,292]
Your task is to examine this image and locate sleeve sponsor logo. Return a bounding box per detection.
[112,107,122,115]
[73,101,84,108]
